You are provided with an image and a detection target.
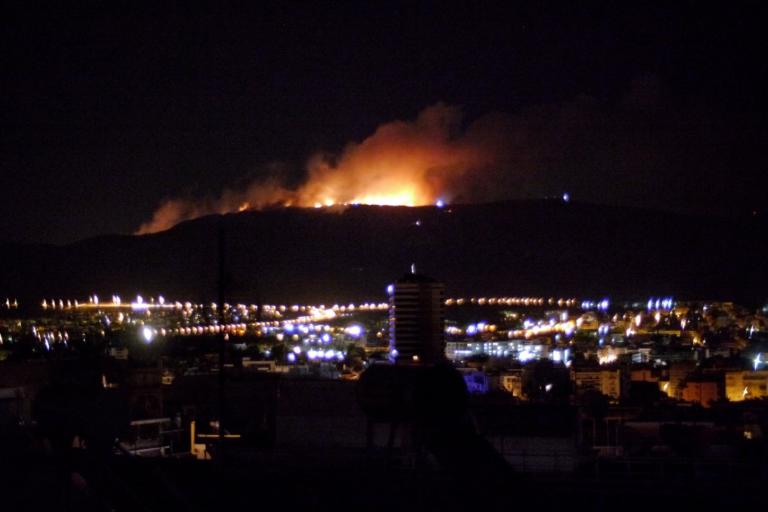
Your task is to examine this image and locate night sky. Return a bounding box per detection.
[2,1,767,244]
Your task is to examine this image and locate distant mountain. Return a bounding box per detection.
[1,200,766,306]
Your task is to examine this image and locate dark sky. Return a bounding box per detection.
[2,1,767,244]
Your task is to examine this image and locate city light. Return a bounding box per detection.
[13,292,767,405]
[345,325,363,337]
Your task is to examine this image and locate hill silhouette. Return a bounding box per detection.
[1,200,766,306]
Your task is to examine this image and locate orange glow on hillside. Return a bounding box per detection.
[137,103,506,234]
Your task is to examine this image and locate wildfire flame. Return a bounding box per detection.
[136,103,507,234]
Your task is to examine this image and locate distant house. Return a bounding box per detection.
[726,370,768,401]
[680,378,722,407]
[571,367,621,401]
[498,369,524,398]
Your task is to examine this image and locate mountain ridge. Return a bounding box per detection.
[1,200,765,306]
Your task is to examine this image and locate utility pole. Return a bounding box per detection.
[217,217,227,466]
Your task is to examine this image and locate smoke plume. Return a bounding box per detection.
[136,103,513,234]
[137,80,762,235]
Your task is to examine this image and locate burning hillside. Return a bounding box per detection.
[136,103,513,234]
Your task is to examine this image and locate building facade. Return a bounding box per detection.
[571,368,621,401]
[726,370,768,401]
[681,380,722,407]
[388,273,445,363]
